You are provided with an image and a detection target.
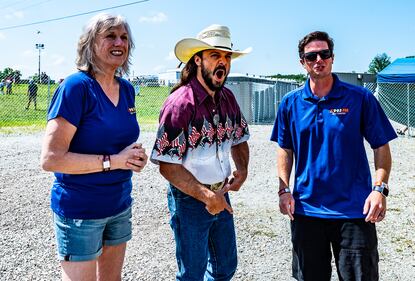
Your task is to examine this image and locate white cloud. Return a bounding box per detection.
[153,65,166,73]
[4,11,24,20]
[50,54,66,66]
[165,51,175,61]
[139,12,167,23]
[0,32,5,40]
[22,50,34,57]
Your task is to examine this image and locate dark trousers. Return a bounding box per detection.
[291,215,379,281]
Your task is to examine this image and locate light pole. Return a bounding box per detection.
[35,43,45,83]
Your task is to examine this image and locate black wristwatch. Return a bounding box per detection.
[373,181,389,197]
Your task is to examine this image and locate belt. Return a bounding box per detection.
[204,179,227,191]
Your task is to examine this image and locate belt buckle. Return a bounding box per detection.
[208,181,225,191]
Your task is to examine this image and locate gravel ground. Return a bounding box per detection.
[0,125,414,280]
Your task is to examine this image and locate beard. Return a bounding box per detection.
[201,63,228,92]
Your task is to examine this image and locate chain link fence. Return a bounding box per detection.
[226,76,300,124]
[0,75,300,129]
[3,76,412,137]
[0,77,172,129]
[0,79,56,127]
[375,82,415,137]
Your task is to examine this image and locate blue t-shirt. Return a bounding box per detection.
[270,74,397,219]
[48,71,140,219]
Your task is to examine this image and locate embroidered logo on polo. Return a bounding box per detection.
[128,107,136,114]
[154,114,248,159]
[330,108,349,115]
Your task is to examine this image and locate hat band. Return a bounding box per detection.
[213,45,232,51]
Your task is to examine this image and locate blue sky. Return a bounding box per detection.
[0,0,414,80]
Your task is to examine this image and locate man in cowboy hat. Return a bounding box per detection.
[150,24,251,281]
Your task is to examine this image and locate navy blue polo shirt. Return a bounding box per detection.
[271,74,397,219]
[48,71,140,219]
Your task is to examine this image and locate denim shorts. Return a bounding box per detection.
[53,206,132,262]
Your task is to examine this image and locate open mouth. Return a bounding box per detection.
[110,50,124,56]
[214,69,225,79]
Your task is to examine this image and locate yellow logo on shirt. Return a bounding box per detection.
[128,107,136,114]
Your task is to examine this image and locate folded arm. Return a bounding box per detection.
[41,117,147,174]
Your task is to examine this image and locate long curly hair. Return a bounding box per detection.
[170,51,203,94]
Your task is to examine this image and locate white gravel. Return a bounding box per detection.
[0,125,414,280]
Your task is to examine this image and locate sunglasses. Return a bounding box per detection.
[303,49,332,61]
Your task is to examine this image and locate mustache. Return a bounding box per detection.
[213,65,227,75]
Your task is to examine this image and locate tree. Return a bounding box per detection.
[32,71,51,84]
[368,53,391,74]
[0,67,21,82]
[267,74,307,83]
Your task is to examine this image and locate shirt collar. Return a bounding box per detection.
[302,73,345,101]
[190,77,227,106]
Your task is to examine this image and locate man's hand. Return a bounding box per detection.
[279,193,295,220]
[204,184,233,215]
[363,191,386,223]
[226,170,247,192]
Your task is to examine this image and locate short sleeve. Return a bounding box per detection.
[232,112,250,146]
[48,75,87,127]
[361,90,397,149]
[270,97,293,149]
[150,98,192,165]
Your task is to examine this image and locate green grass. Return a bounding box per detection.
[0,84,170,128]
[136,86,170,124]
[0,84,57,127]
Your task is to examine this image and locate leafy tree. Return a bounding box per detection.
[0,67,21,82]
[368,53,391,74]
[267,74,307,83]
[32,72,51,84]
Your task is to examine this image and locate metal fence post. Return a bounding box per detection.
[407,83,410,138]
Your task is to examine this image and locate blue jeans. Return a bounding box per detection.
[291,214,379,281]
[167,184,237,281]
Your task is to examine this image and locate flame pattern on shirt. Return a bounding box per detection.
[154,114,249,159]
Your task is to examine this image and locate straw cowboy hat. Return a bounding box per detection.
[174,24,252,63]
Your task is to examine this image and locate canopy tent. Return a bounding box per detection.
[377,58,415,83]
[376,58,415,129]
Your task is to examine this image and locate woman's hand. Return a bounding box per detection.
[115,143,148,172]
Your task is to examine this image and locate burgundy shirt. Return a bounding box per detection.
[150,77,249,184]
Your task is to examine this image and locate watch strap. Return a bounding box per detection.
[278,187,291,196]
[103,155,111,171]
[373,181,389,197]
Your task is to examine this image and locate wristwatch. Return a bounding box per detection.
[103,155,111,171]
[373,181,389,197]
[278,187,291,196]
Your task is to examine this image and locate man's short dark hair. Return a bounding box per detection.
[298,31,334,59]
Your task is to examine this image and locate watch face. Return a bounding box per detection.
[382,186,389,196]
[374,184,388,197]
[103,161,110,169]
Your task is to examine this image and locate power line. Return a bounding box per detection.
[17,0,55,13]
[0,0,150,31]
[0,0,30,10]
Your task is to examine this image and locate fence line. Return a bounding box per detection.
[1,77,413,138]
